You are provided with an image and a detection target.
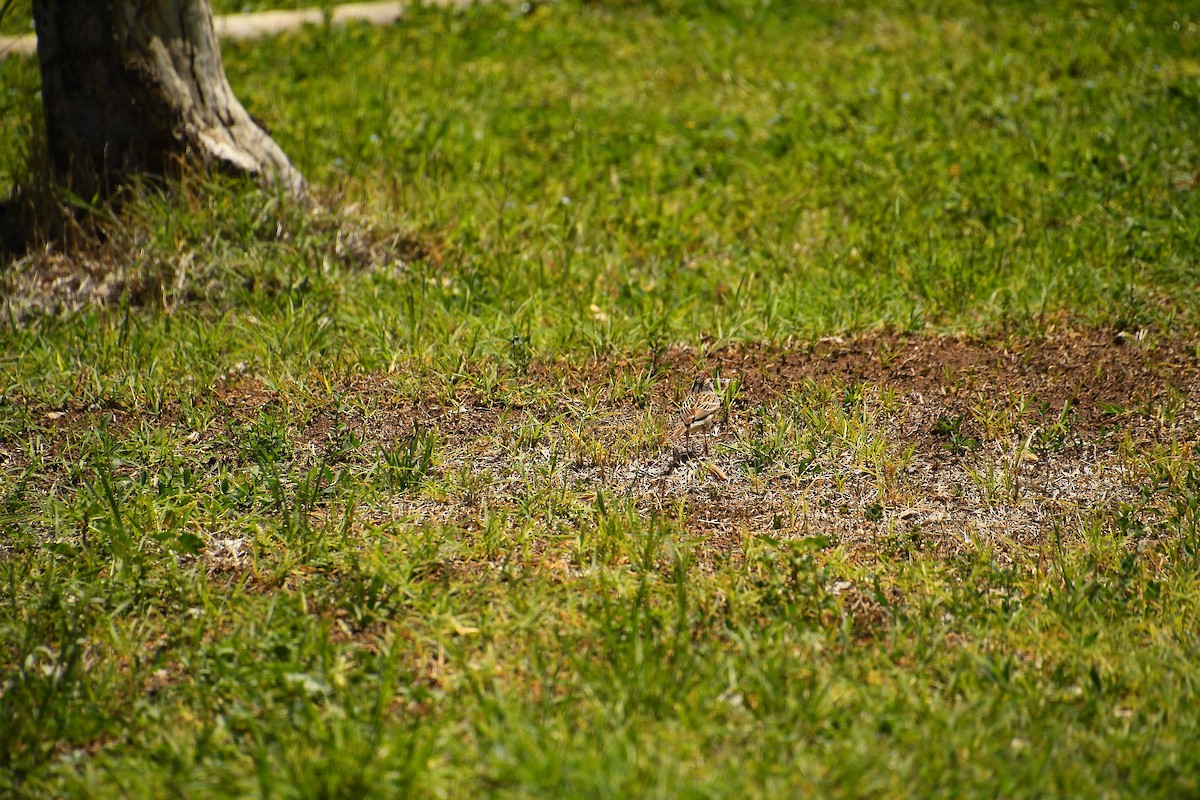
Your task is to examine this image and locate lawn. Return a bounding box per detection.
[2,0,1200,796]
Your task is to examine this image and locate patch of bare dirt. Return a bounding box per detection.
[644,330,1200,556]
[207,329,1200,560]
[704,329,1196,439]
[15,329,1199,564]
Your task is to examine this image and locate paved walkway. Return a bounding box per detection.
[0,0,478,61]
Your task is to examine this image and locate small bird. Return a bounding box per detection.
[673,375,722,456]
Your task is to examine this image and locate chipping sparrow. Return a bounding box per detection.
[673,376,722,456]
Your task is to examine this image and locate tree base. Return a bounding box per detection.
[32,0,303,198]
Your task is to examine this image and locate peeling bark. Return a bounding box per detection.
[32,0,304,197]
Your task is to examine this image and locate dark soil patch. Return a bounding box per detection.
[17,328,1200,564]
[642,329,1196,445]
[234,331,1198,553]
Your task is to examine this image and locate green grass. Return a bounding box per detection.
[236,0,1199,340]
[3,0,1200,796]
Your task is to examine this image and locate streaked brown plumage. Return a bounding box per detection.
[673,376,722,456]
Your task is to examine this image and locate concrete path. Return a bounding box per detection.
[0,0,479,62]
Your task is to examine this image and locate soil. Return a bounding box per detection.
[11,329,1198,566]
[208,328,1200,561]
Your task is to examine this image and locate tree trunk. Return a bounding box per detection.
[31,0,304,198]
